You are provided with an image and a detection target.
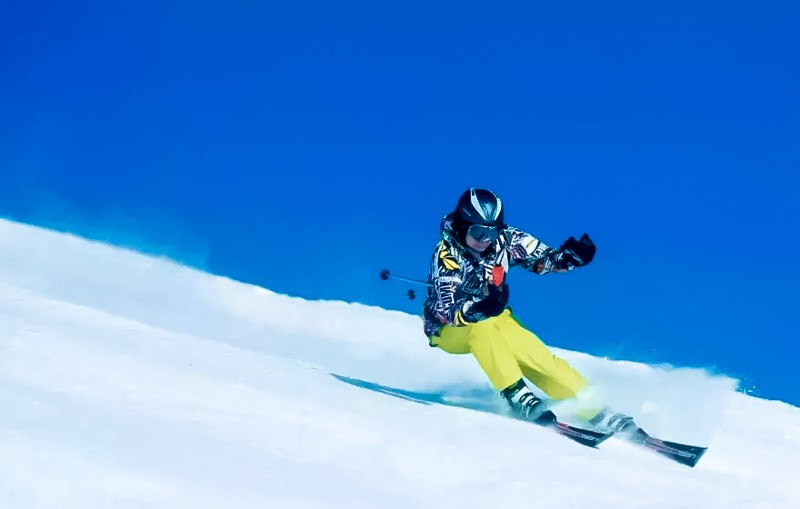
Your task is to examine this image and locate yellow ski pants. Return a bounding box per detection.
[432,309,589,400]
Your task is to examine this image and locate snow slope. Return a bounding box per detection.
[1,218,798,508]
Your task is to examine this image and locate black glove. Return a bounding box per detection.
[471,283,509,318]
[557,233,596,270]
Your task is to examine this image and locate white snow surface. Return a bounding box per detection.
[1,218,799,508]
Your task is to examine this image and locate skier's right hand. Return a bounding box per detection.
[471,283,509,318]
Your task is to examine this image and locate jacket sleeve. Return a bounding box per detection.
[506,227,562,275]
[428,240,476,328]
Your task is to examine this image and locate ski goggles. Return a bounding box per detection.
[466,223,501,242]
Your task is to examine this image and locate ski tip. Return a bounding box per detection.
[645,438,708,467]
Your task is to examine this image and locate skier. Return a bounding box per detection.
[423,188,630,431]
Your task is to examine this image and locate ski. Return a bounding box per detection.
[551,421,614,448]
[620,427,708,467]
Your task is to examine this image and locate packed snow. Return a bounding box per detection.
[1,218,799,508]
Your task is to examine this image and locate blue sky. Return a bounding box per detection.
[2,1,799,404]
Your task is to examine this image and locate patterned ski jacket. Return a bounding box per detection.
[422,213,563,339]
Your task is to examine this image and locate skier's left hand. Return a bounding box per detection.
[556,233,596,270]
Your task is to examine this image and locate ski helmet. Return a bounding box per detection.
[455,188,504,226]
[452,188,504,243]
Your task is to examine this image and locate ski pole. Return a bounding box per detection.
[379,269,432,287]
[379,269,431,300]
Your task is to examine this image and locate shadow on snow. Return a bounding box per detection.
[331,373,503,415]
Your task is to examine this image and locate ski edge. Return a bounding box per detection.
[554,422,615,448]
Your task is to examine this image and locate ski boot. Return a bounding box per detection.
[501,379,557,427]
[588,408,638,436]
